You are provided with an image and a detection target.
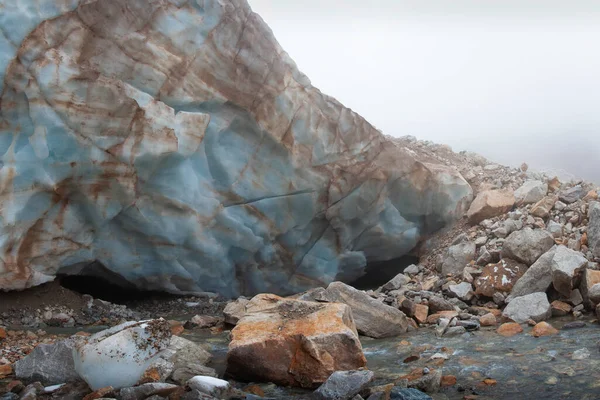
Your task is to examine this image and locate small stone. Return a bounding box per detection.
[448,282,473,301]
[444,326,467,337]
[456,320,480,331]
[312,370,375,400]
[428,297,456,313]
[120,383,179,400]
[441,376,457,387]
[497,323,523,337]
[502,292,551,323]
[185,315,221,329]
[382,273,411,292]
[0,364,13,378]
[551,301,572,317]
[531,195,558,218]
[572,348,591,360]
[570,289,584,306]
[479,313,497,327]
[547,221,563,238]
[404,265,421,275]
[187,376,231,398]
[531,322,559,337]
[441,242,476,276]
[83,386,115,400]
[0,328,6,340]
[562,321,586,330]
[413,305,429,325]
[515,180,548,205]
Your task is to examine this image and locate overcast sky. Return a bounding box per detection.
[248,1,600,183]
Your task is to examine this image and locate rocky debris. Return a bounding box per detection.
[467,189,515,224]
[120,383,180,400]
[73,320,172,390]
[502,293,551,323]
[15,340,80,385]
[531,195,558,218]
[441,242,476,276]
[497,322,523,337]
[508,248,557,300]
[474,259,527,298]
[447,282,473,301]
[322,282,409,338]
[588,202,600,258]
[531,322,559,337]
[223,298,250,326]
[515,181,548,205]
[312,370,374,400]
[149,336,214,383]
[225,294,366,388]
[559,185,586,204]
[187,376,231,398]
[501,228,555,266]
[550,246,588,297]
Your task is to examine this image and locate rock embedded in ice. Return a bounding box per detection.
[73,320,171,390]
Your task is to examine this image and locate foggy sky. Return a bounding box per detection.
[248,1,600,183]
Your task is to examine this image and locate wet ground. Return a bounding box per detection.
[185,317,600,400]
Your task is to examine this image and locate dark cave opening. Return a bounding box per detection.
[348,255,420,290]
[58,274,170,305]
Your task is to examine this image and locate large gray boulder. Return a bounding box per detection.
[502,228,555,265]
[0,0,473,297]
[507,247,557,301]
[15,340,81,385]
[559,185,586,204]
[503,292,552,323]
[441,241,476,276]
[325,282,408,338]
[550,246,588,297]
[514,181,548,205]
[588,202,600,258]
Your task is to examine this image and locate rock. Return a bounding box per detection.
[456,320,480,331]
[508,248,557,300]
[0,365,12,379]
[73,320,171,390]
[404,265,421,275]
[0,0,473,296]
[120,383,179,400]
[497,322,523,337]
[428,297,455,313]
[444,326,467,337]
[448,282,473,301]
[406,369,442,394]
[312,370,375,400]
[562,321,586,330]
[474,259,527,298]
[15,340,80,385]
[324,282,408,338]
[531,196,558,219]
[187,376,230,398]
[501,228,555,266]
[479,313,497,326]
[180,389,217,400]
[559,185,586,204]
[185,316,221,329]
[389,388,432,400]
[502,293,551,323]
[467,189,515,224]
[551,301,572,317]
[381,273,410,292]
[441,242,476,276]
[225,294,366,388]
[223,298,250,325]
[531,322,559,337]
[413,305,429,325]
[149,335,213,382]
[515,181,548,205]
[588,202,600,258]
[550,246,588,297]
[547,221,563,238]
[570,289,584,306]
[572,348,591,360]
[579,269,600,308]
[588,284,600,305]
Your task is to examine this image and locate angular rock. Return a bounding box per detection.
[223,298,250,326]
[73,320,171,390]
[171,366,218,386]
[550,246,587,297]
[502,293,551,324]
[413,305,429,325]
[0,0,473,297]
[546,221,563,238]
[559,185,586,204]
[514,181,548,205]
[187,376,230,398]
[313,370,375,400]
[120,383,179,400]
[531,196,558,219]
[508,248,557,301]
[588,284,600,305]
[531,322,558,337]
[389,388,433,400]
[225,294,366,388]
[15,340,80,385]
[551,300,572,316]
[381,273,410,292]
[479,313,497,326]
[570,289,584,306]
[149,335,213,382]
[497,323,523,337]
[447,282,473,301]
[325,282,408,338]
[501,228,555,265]
[404,265,421,275]
[579,269,600,308]
[588,202,600,258]
[441,242,476,276]
[467,189,515,224]
[428,297,455,314]
[474,259,527,298]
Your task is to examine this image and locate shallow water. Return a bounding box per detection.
[185,317,600,400]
